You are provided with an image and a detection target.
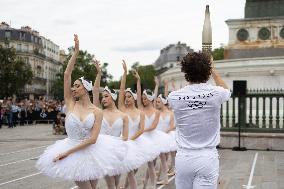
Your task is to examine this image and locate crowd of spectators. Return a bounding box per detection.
[0,96,66,135]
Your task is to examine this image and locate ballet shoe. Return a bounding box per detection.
[156,180,169,185]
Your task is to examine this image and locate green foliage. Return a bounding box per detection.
[0,46,33,98]
[125,62,156,91]
[212,47,224,60]
[51,48,112,100]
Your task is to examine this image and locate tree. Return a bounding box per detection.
[123,62,156,91]
[51,48,113,100]
[0,46,33,98]
[212,47,224,60]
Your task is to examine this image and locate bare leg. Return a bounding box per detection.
[90,180,98,189]
[114,175,121,189]
[169,151,176,175]
[75,181,92,189]
[158,153,169,184]
[148,161,157,188]
[105,176,116,189]
[127,171,137,189]
[143,167,149,189]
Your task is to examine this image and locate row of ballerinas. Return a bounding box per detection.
[36,35,177,189]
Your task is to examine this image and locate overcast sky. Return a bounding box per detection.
[1,0,246,80]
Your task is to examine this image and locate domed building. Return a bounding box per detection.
[154,41,193,71]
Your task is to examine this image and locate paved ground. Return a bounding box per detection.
[0,124,284,189]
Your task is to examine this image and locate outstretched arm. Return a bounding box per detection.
[118,60,127,111]
[144,110,160,132]
[153,76,159,108]
[166,111,175,133]
[171,79,176,91]
[130,112,145,140]
[133,70,142,109]
[92,59,101,107]
[164,79,169,97]
[64,34,79,109]
[211,58,228,89]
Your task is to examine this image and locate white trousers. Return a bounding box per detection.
[175,148,219,189]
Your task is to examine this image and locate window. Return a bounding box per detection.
[5,31,11,39]
[17,44,22,51]
[23,44,29,52]
[20,32,26,40]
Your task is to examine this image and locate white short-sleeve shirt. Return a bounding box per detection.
[168,83,231,150]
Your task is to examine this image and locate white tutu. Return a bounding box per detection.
[36,134,128,181]
[143,130,173,153]
[168,130,178,151]
[122,137,157,171]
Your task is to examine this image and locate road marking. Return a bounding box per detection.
[0,145,47,156]
[243,152,258,189]
[0,156,39,167]
[0,172,41,186]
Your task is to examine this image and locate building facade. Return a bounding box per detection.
[0,22,62,99]
[157,0,284,92]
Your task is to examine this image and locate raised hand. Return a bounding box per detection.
[154,76,159,85]
[92,58,101,74]
[74,34,79,53]
[210,55,215,71]
[164,79,168,86]
[132,69,140,80]
[122,60,127,74]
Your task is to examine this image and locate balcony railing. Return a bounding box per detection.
[221,89,284,133]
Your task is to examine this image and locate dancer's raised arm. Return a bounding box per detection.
[64,34,79,109]
[92,59,101,107]
[133,70,142,109]
[164,79,169,97]
[153,76,159,108]
[118,60,127,111]
[171,79,176,91]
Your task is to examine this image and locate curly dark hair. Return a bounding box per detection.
[180,52,212,83]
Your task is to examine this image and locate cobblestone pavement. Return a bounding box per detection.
[0,124,283,189]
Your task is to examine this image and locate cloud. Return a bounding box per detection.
[112,41,164,52]
[53,19,76,26]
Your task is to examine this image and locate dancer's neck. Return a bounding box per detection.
[105,103,117,111]
[76,94,92,107]
[126,104,136,110]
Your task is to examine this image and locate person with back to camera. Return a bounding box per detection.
[167,52,231,189]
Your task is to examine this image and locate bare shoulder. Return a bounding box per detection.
[139,109,145,117]
[91,105,103,116]
[155,109,161,116]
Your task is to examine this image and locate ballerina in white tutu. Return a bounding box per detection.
[118,61,159,189]
[155,93,176,184]
[132,71,172,189]
[163,79,178,176]
[92,60,146,189]
[36,35,127,189]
